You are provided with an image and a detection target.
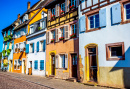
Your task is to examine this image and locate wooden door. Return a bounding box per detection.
[51,55,55,75]
[72,54,77,78]
[89,54,97,82]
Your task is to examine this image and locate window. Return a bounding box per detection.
[30,43,33,53]
[40,41,43,51]
[40,60,44,70]
[9,42,12,49]
[42,21,45,29]
[42,11,44,18]
[51,30,55,39]
[71,23,77,35]
[34,60,38,70]
[30,25,34,34]
[106,42,125,60]
[14,60,20,70]
[72,54,77,65]
[61,2,65,12]
[124,3,130,20]
[60,27,64,37]
[17,60,20,69]
[71,0,76,7]
[60,55,65,68]
[52,8,55,16]
[89,14,99,29]
[14,60,17,70]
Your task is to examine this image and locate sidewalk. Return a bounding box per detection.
[0,71,110,89]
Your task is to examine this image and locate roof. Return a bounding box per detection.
[45,0,58,9]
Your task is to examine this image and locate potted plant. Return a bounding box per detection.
[60,10,65,16]
[8,35,12,40]
[70,33,76,38]
[70,5,75,11]
[2,50,6,57]
[3,63,8,67]
[51,39,55,43]
[7,49,11,56]
[51,15,55,21]
[4,36,8,42]
[38,27,42,30]
[59,37,64,41]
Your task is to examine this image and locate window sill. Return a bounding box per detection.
[121,20,130,25]
[86,28,101,32]
[107,57,125,61]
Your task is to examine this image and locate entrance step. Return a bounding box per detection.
[66,77,77,82]
[84,81,97,86]
[48,75,55,78]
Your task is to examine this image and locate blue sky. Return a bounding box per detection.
[0,0,39,52]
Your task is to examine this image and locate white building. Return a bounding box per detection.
[79,0,130,88]
[26,12,47,76]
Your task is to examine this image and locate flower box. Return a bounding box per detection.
[59,37,64,41]
[38,27,42,30]
[70,33,76,38]
[60,11,65,16]
[51,39,55,43]
[51,15,55,21]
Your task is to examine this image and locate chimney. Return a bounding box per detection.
[27,2,31,10]
[18,14,20,20]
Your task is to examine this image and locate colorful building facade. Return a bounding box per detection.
[45,0,80,80]
[79,0,130,88]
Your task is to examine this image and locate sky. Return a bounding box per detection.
[0,0,39,52]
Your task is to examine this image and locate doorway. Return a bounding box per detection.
[51,55,55,75]
[9,60,12,72]
[71,54,77,78]
[28,61,32,75]
[22,60,25,74]
[88,48,97,82]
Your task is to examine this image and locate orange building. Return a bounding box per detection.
[45,0,80,81]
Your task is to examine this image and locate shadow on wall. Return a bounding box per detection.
[110,46,130,88]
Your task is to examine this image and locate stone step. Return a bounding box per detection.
[66,77,77,82]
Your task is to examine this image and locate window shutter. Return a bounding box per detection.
[32,43,34,53]
[26,44,29,54]
[48,9,51,21]
[44,17,47,28]
[40,60,44,70]
[47,31,50,44]
[12,41,14,50]
[80,15,86,32]
[55,55,59,68]
[57,4,59,17]
[37,42,39,52]
[76,22,79,37]
[67,0,69,12]
[99,8,106,27]
[56,29,59,42]
[55,5,57,17]
[43,40,46,52]
[76,0,79,8]
[65,54,68,68]
[112,3,121,24]
[65,0,67,13]
[8,30,10,36]
[64,25,69,40]
[3,43,5,50]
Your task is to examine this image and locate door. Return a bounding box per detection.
[29,61,32,75]
[51,55,55,75]
[88,48,97,82]
[72,54,77,78]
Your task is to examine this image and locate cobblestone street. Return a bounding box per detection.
[0,70,111,89]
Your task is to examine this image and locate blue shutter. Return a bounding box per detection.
[8,30,10,36]
[26,44,29,53]
[34,60,38,69]
[40,60,44,70]
[80,15,86,32]
[7,42,10,49]
[32,43,34,53]
[99,8,106,27]
[37,42,39,52]
[112,3,121,24]
[43,40,46,52]
[12,41,14,50]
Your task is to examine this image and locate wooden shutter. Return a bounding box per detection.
[43,40,46,52]
[48,9,51,21]
[65,0,67,13]
[47,31,50,44]
[76,22,79,37]
[65,54,68,68]
[112,3,121,24]
[44,17,47,28]
[80,15,86,32]
[64,25,69,40]
[55,29,59,42]
[26,44,29,54]
[76,0,79,8]
[55,5,57,17]
[67,0,69,12]
[37,42,39,52]
[99,8,106,27]
[57,4,60,17]
[55,55,59,68]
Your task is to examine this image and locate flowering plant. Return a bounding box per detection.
[51,15,55,18]
[70,5,74,10]
[61,10,65,15]
[70,33,76,38]
[51,39,55,43]
[59,37,64,41]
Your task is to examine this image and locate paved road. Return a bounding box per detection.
[0,71,111,89]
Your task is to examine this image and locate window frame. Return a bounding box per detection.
[88,13,99,30]
[71,0,76,7]
[71,23,76,35]
[124,3,130,21]
[30,25,34,34]
[60,54,65,69]
[106,42,125,61]
[39,40,44,52]
[51,30,55,40]
[61,2,65,12]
